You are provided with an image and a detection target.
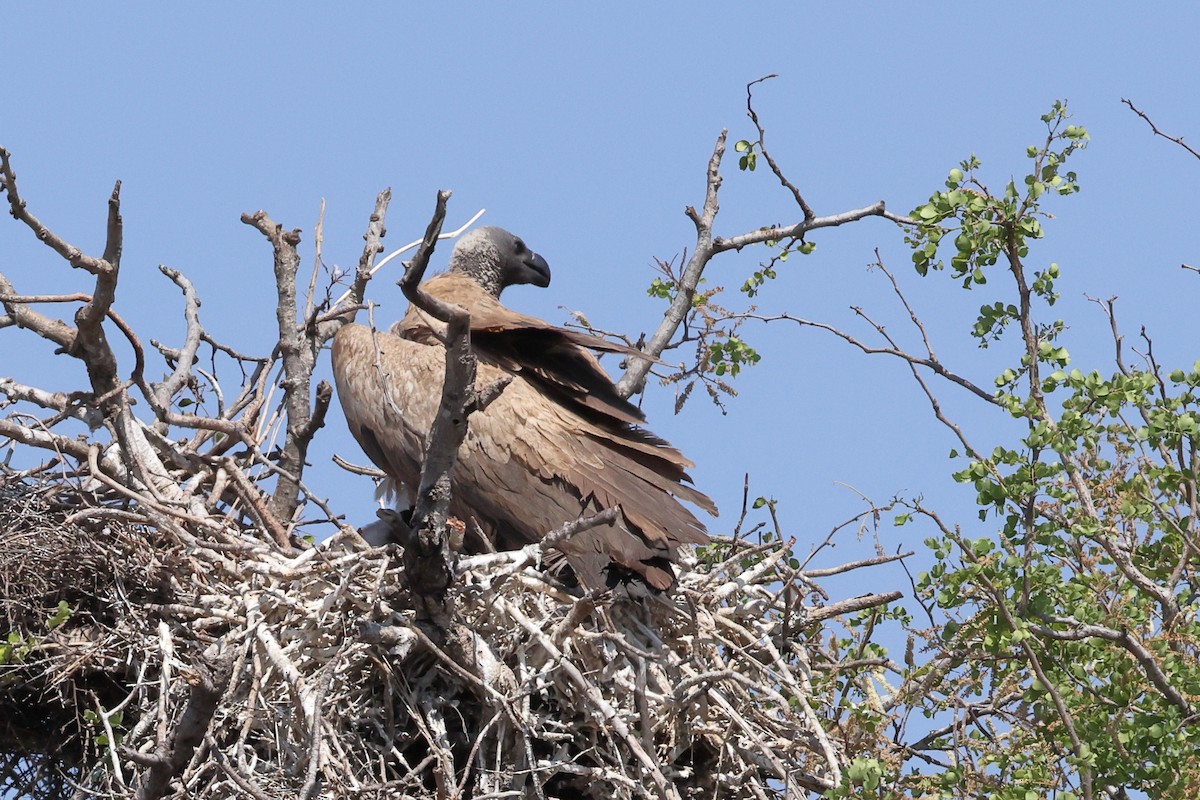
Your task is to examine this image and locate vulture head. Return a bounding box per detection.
[448,226,551,297]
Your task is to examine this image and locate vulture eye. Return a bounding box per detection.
[513,239,526,254]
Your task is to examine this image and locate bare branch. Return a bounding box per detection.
[225,454,290,549]
[803,551,914,579]
[616,131,728,399]
[746,311,999,404]
[1123,98,1200,161]
[714,201,895,253]
[151,266,204,413]
[133,650,233,800]
[0,275,78,349]
[745,74,815,221]
[396,190,469,623]
[541,506,621,551]
[398,191,458,322]
[74,179,123,343]
[0,377,105,430]
[805,591,903,624]
[0,147,118,277]
[313,188,392,344]
[329,202,484,314]
[240,209,335,536]
[0,152,124,399]
[301,197,326,325]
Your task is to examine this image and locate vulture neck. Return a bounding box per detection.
[448,257,504,298]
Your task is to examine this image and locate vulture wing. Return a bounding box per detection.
[394,273,653,426]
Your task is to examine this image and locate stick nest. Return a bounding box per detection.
[0,472,877,800]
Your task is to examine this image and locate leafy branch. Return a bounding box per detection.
[615,76,911,406]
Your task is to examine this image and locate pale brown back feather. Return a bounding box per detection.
[397,273,651,427]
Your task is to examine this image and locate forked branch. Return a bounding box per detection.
[616,79,910,399]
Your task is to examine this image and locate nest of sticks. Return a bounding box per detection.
[0,472,892,800]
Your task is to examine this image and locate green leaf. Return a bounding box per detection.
[970,538,994,556]
[46,600,71,630]
[734,140,750,152]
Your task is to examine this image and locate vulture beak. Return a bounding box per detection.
[524,250,551,287]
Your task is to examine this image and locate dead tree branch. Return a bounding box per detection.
[1123,98,1200,161]
[241,211,324,537]
[133,649,234,800]
[315,188,392,340]
[329,203,486,317]
[745,74,814,220]
[394,189,467,624]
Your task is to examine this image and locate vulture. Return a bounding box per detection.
[331,226,716,593]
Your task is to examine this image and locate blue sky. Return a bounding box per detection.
[4,4,1200,588]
